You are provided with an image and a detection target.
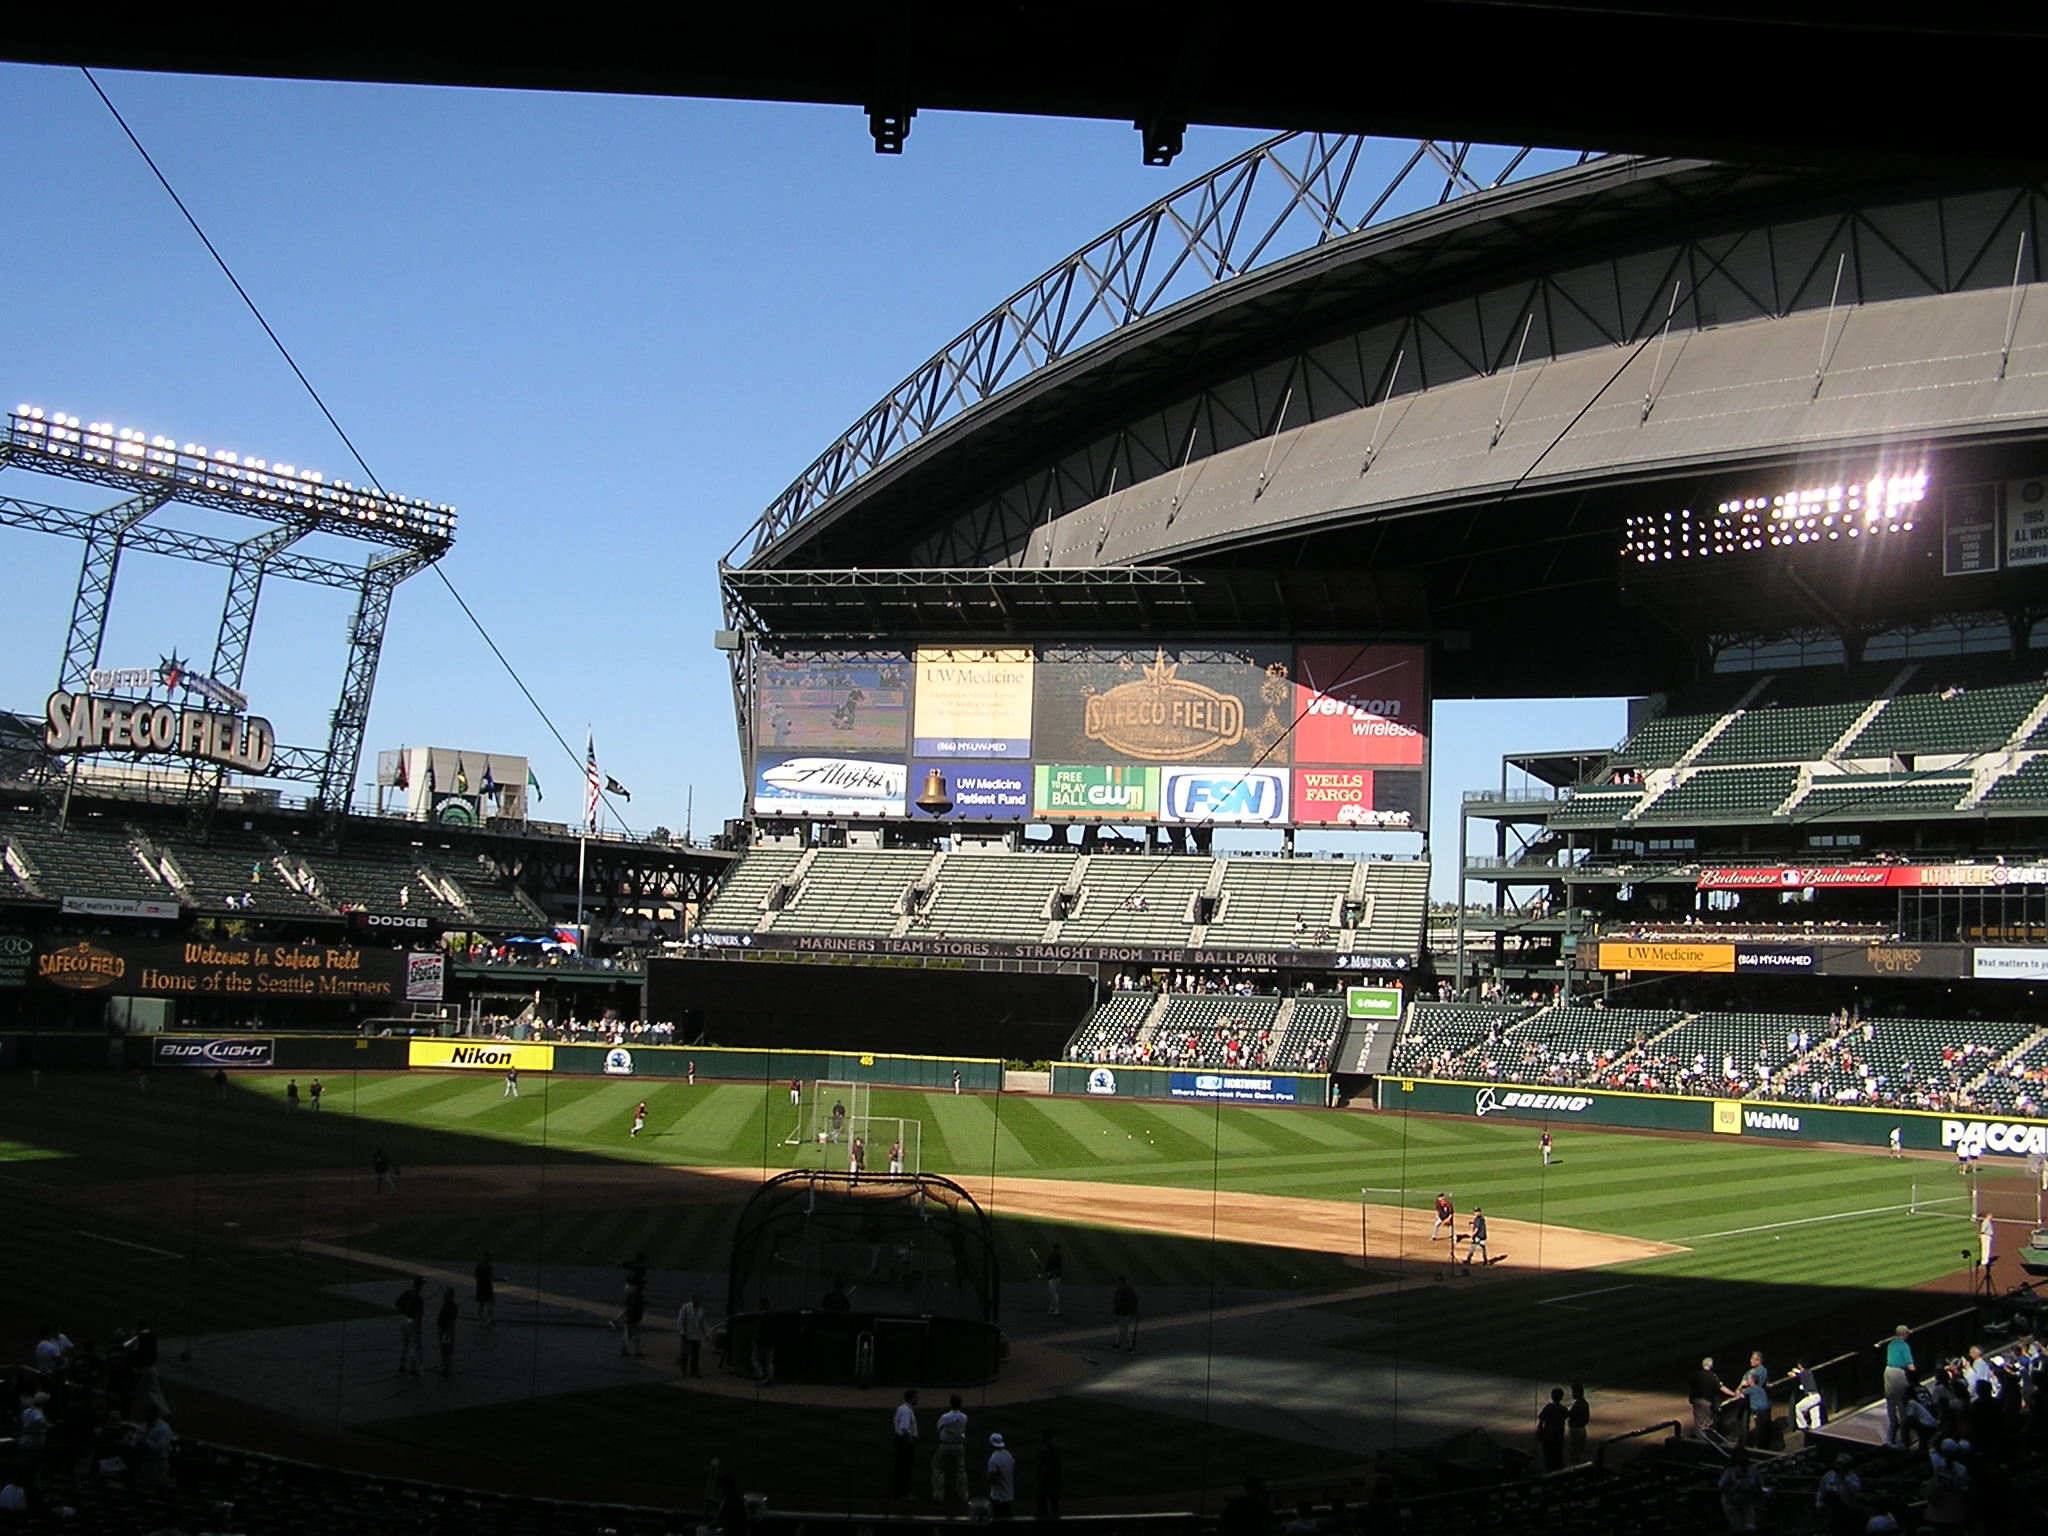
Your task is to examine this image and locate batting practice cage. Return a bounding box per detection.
[724,1170,1001,1385]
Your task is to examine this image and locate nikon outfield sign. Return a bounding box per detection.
[407,1039,556,1072]
[1378,1076,2048,1157]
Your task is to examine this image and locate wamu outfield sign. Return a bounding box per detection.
[45,688,274,774]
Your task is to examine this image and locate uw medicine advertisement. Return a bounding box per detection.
[750,642,1429,830]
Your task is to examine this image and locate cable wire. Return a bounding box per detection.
[79,66,632,836]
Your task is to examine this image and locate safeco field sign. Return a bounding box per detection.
[407,1039,555,1072]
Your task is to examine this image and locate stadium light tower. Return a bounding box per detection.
[0,407,456,812]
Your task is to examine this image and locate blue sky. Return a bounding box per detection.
[0,66,1624,894]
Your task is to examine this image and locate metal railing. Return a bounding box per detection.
[1594,1419,1680,1470]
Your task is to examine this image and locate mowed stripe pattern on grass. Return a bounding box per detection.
[0,1073,1978,1296]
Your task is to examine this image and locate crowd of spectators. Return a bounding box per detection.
[1414,995,2043,1113]
[7,1320,174,1513]
[1107,969,1279,996]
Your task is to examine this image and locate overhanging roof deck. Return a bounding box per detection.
[720,564,1429,643]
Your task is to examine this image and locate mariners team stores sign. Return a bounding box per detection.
[750,642,1429,829]
[28,937,414,1000]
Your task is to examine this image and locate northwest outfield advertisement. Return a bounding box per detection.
[750,641,1428,828]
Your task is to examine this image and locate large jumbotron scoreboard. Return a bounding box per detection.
[749,642,1427,829]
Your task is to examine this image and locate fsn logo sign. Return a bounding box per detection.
[1942,1118,2048,1156]
[1161,769,1288,824]
[1474,1087,1593,1117]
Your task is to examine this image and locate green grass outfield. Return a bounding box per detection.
[0,1068,1990,1504]
[0,1069,1980,1289]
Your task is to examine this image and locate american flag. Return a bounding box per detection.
[584,728,601,833]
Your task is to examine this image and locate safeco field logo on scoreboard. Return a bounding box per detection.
[1161,770,1287,824]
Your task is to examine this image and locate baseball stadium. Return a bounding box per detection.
[7,23,2048,1536]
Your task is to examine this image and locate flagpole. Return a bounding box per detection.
[578,725,594,942]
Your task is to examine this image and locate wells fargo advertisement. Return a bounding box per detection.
[30,937,416,1000]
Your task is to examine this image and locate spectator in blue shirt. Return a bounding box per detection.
[1739,1352,1772,1447]
[1882,1326,1914,1446]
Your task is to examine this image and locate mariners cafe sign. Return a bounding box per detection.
[44,657,274,775]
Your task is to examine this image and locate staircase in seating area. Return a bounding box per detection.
[1133,991,1174,1050]
[1043,854,1090,942]
[891,849,947,938]
[1262,995,1299,1067]
[1605,1011,1699,1078]
[1966,1025,2048,1098]
[756,847,818,933]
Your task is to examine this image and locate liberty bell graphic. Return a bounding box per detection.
[915,766,954,816]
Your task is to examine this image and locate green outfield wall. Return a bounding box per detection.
[1052,1062,1332,1105]
[81,1033,999,1088]
[552,1043,1001,1090]
[1375,1076,2048,1156]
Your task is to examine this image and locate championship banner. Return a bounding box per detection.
[407,1039,556,1072]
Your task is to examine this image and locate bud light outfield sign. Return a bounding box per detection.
[1169,1072,1300,1104]
[154,1036,275,1068]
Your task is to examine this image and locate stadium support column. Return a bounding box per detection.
[211,523,309,694]
[1454,796,1469,999]
[54,493,168,694]
[319,549,426,814]
[194,521,310,825]
[715,578,757,838]
[55,493,168,829]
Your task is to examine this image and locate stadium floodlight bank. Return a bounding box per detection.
[0,406,457,808]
